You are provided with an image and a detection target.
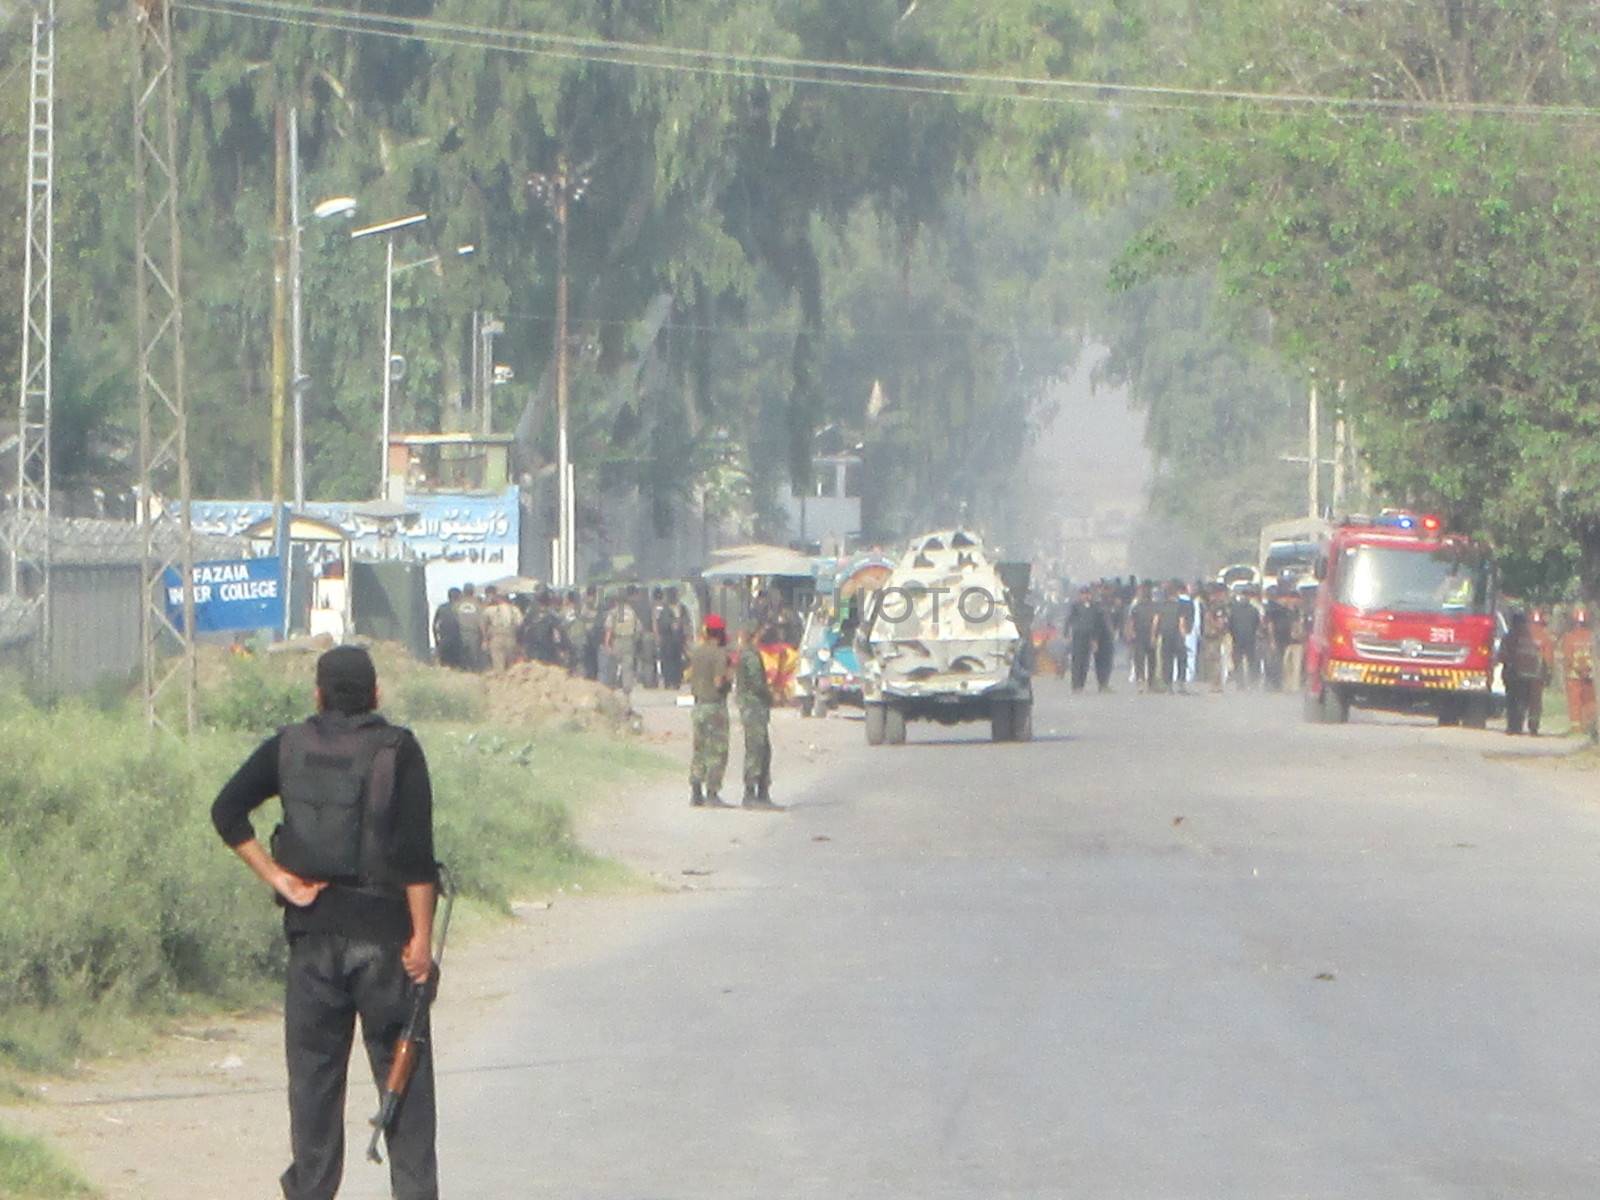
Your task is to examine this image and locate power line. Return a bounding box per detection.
[175,0,1179,114]
[173,0,1600,123]
[496,308,1017,341]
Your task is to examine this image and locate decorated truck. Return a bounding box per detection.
[795,553,894,717]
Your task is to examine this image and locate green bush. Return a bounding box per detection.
[0,694,667,1072]
[198,657,306,734]
[391,676,484,724]
[0,1123,96,1198]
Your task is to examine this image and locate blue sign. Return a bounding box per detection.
[164,557,286,634]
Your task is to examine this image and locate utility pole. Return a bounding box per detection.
[289,105,306,508]
[271,100,289,523]
[1279,375,1335,522]
[529,156,588,586]
[469,309,481,430]
[480,313,503,436]
[10,0,54,674]
[1307,379,1319,519]
[132,0,197,732]
[1332,381,1348,515]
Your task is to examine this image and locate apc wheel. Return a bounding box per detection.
[1011,700,1034,742]
[865,703,886,746]
[990,700,1015,742]
[884,705,907,745]
[1437,698,1462,727]
[1320,685,1350,724]
[1462,696,1490,730]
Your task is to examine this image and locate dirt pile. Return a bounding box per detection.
[481,659,637,733]
[195,640,636,735]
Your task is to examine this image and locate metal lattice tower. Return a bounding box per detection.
[9,0,55,661]
[132,0,196,732]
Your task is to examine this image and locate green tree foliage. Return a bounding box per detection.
[1133,0,1600,594]
[0,0,1138,548]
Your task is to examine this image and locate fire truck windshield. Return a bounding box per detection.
[1335,544,1490,615]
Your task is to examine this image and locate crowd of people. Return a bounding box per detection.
[1034,574,1600,740]
[429,582,698,699]
[1034,576,1316,696]
[1494,605,1595,739]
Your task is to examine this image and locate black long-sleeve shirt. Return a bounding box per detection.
[211,715,438,944]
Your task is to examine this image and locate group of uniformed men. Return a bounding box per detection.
[685,613,781,809]
[1048,577,1313,696]
[431,582,696,697]
[1496,605,1597,739]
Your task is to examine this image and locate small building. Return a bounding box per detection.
[0,515,245,693]
[780,427,862,552]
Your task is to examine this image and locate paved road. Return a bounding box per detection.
[378,684,1600,1199]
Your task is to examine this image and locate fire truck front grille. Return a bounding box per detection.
[1351,636,1469,665]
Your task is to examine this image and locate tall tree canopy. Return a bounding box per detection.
[1128,0,1600,593]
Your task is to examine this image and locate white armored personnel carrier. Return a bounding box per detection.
[858,529,1033,745]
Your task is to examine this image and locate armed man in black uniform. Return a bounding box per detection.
[211,646,440,1200]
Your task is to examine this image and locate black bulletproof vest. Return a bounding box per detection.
[273,713,406,892]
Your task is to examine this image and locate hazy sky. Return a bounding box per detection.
[1027,346,1151,520]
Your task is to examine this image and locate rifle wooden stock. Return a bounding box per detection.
[384,1033,419,1095]
[367,871,453,1167]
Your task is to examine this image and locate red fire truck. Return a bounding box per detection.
[1303,511,1497,726]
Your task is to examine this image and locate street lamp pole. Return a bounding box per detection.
[554,171,571,586]
[381,235,395,499]
[529,156,589,586]
[351,212,428,500]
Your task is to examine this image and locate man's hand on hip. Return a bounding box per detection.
[273,869,328,909]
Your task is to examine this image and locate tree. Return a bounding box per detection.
[1131,0,1600,598]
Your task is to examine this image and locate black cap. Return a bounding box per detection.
[316,645,378,713]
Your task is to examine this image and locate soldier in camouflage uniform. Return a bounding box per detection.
[687,614,732,807]
[737,625,779,809]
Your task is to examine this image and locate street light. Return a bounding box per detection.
[528,156,592,587]
[312,196,357,220]
[351,212,428,500]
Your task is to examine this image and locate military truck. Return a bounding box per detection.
[858,529,1033,745]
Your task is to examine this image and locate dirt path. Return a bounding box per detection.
[1,691,848,1200]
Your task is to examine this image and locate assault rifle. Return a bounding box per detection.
[367,867,455,1165]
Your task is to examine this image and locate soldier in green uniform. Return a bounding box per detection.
[686,613,732,807]
[562,591,590,676]
[737,625,780,809]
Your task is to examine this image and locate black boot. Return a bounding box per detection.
[691,782,705,807]
[744,783,782,811]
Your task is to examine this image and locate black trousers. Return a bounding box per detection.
[282,933,438,1200]
[1094,639,1115,688]
[1161,635,1188,688]
[1133,638,1156,687]
[1070,635,1094,690]
[1506,678,1544,735]
[1231,637,1258,688]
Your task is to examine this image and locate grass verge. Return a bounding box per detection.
[0,1123,96,1198]
[0,671,670,1078]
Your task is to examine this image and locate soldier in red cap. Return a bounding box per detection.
[686,614,733,806]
